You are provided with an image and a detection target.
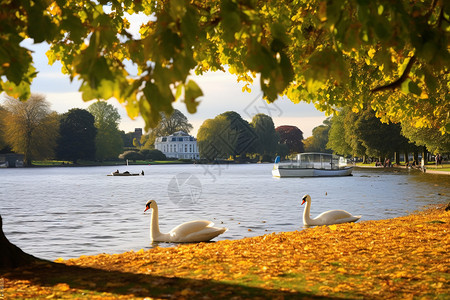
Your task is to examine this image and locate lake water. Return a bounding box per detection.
[0,164,449,260]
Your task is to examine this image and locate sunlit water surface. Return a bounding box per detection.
[0,164,449,260]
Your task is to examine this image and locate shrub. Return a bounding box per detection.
[140,149,166,161]
[119,150,144,162]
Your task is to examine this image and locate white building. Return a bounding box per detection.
[154,131,200,160]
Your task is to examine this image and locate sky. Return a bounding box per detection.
[1,13,327,138]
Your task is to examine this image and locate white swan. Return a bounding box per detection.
[301,194,361,226]
[144,200,227,243]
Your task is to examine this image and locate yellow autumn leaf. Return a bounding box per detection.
[54,283,70,292]
[329,224,337,231]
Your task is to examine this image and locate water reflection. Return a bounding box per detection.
[0,164,448,260]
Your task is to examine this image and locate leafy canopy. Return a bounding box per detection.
[1,0,449,132]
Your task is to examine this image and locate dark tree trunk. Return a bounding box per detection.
[0,215,39,269]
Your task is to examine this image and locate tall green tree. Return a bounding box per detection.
[276,125,305,154]
[2,1,447,133]
[219,111,257,158]
[56,109,97,163]
[401,124,450,154]
[141,109,193,149]
[250,113,279,157]
[355,109,413,160]
[197,116,233,160]
[327,108,366,157]
[87,101,123,160]
[2,94,59,165]
[303,120,332,153]
[197,111,256,160]
[327,109,352,156]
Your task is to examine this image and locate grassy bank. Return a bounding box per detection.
[1,205,449,299]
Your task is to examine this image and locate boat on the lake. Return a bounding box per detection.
[108,170,144,176]
[272,153,353,177]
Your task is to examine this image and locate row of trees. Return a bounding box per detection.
[196,111,306,161]
[305,108,450,163]
[0,94,125,165]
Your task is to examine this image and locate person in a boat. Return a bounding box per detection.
[113,169,119,174]
[123,171,130,174]
[141,170,144,175]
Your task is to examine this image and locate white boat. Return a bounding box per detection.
[272,153,353,177]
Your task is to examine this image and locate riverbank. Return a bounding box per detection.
[2,204,448,299]
[355,163,450,175]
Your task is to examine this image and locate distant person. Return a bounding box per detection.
[114,169,119,174]
[436,154,443,168]
[141,170,145,175]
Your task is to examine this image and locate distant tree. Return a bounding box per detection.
[56,109,97,163]
[401,124,450,154]
[303,120,331,153]
[140,149,167,161]
[219,111,257,158]
[327,109,353,156]
[276,125,305,154]
[141,109,193,149]
[119,150,144,162]
[120,130,135,148]
[88,101,123,161]
[355,109,413,160]
[250,114,279,158]
[197,116,233,160]
[2,94,59,165]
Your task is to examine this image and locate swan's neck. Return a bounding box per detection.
[303,201,313,224]
[150,205,162,240]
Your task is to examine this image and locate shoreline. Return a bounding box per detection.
[2,203,449,299]
[354,164,450,175]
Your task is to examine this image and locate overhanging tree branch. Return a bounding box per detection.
[371,56,416,93]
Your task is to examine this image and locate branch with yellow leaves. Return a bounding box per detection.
[371,56,416,93]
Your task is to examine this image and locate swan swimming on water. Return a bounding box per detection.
[301,194,361,226]
[144,200,227,243]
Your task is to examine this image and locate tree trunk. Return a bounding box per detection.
[0,215,39,269]
[395,152,400,165]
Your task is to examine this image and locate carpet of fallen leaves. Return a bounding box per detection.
[1,205,449,299]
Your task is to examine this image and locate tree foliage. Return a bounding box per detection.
[276,125,305,154]
[119,150,143,162]
[87,101,123,160]
[328,107,421,159]
[56,108,97,163]
[2,94,59,165]
[197,116,236,160]
[141,109,193,149]
[0,106,8,151]
[401,124,450,154]
[304,123,332,154]
[140,149,167,161]
[2,0,448,133]
[250,113,279,157]
[197,111,256,160]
